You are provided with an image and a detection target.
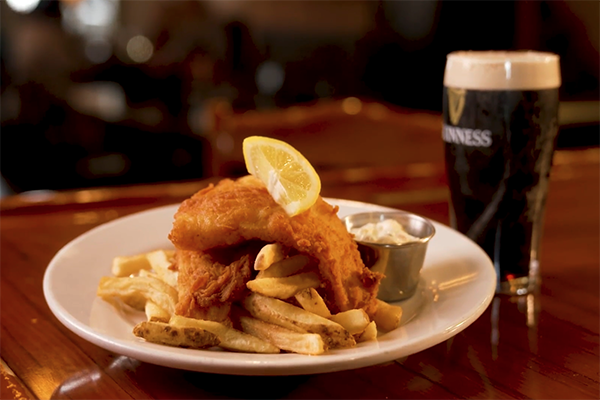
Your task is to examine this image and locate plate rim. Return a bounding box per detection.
[43,198,496,376]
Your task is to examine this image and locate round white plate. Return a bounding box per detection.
[43,198,496,376]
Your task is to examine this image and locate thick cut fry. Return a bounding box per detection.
[145,300,170,323]
[373,300,403,332]
[257,254,310,279]
[254,243,285,270]
[295,288,331,318]
[138,269,159,279]
[246,272,321,299]
[243,293,355,348]
[251,271,321,299]
[330,309,370,335]
[133,321,219,349]
[170,315,280,354]
[354,321,378,342]
[145,249,174,267]
[240,317,325,355]
[111,254,152,277]
[146,250,178,288]
[97,276,178,315]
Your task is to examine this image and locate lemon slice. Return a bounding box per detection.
[243,136,321,216]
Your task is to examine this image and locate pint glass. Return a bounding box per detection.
[442,51,561,295]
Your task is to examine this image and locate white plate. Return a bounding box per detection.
[43,198,496,376]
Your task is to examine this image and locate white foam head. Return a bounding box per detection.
[444,51,561,90]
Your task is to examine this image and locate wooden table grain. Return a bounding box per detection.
[1,146,598,400]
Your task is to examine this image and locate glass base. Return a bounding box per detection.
[496,275,540,296]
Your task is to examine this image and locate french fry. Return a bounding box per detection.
[354,321,378,342]
[257,254,310,278]
[243,293,355,348]
[330,309,370,335]
[240,317,325,355]
[145,250,178,288]
[97,275,178,315]
[145,300,170,323]
[254,243,285,270]
[294,288,331,318]
[373,300,403,332]
[246,272,321,299]
[169,315,280,354]
[111,254,152,277]
[145,249,175,267]
[138,269,159,279]
[133,321,219,349]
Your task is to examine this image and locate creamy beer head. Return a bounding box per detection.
[444,51,561,90]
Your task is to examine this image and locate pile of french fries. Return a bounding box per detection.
[96,244,403,355]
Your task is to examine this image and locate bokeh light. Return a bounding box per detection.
[126,35,154,63]
[6,0,40,14]
[256,61,285,96]
[342,97,362,115]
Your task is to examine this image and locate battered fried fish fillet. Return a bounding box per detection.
[174,243,261,325]
[169,175,382,317]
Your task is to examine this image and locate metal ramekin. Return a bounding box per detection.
[343,211,436,302]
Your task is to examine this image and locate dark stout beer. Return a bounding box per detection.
[443,51,560,295]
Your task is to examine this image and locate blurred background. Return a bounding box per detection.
[1,0,598,197]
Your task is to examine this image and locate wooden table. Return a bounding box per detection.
[1,146,598,399]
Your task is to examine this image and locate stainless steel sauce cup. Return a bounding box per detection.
[343,211,436,302]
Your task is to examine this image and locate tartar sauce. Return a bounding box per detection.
[350,219,418,245]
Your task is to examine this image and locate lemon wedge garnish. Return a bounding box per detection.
[243,136,321,216]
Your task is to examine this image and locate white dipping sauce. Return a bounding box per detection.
[350,219,418,245]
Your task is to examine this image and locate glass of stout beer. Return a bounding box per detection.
[442,51,561,295]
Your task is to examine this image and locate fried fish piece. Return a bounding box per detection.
[169,176,382,317]
[174,244,258,325]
